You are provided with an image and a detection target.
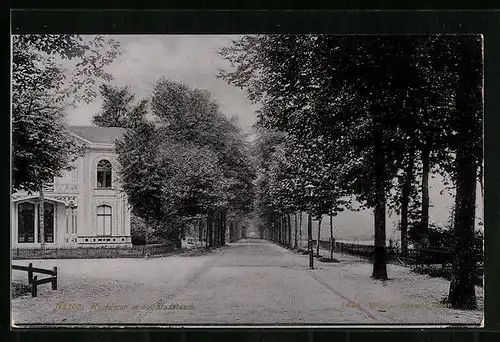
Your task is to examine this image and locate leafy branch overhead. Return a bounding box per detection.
[12,34,121,193]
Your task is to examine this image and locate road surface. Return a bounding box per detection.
[12,239,483,326]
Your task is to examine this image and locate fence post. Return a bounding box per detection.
[32,276,37,297]
[28,263,33,284]
[52,267,58,290]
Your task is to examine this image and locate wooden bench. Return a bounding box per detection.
[12,263,57,297]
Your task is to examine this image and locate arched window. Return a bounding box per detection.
[38,202,55,243]
[96,205,112,236]
[18,202,35,243]
[97,160,112,188]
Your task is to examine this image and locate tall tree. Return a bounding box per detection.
[12,34,119,248]
[12,105,85,249]
[92,84,148,128]
[446,35,483,309]
[118,79,254,248]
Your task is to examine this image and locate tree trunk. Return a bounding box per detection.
[279,216,282,244]
[287,214,292,248]
[278,214,281,244]
[221,210,226,246]
[447,140,478,309]
[216,212,220,246]
[371,111,388,280]
[213,212,217,247]
[447,36,481,309]
[198,217,203,247]
[294,212,298,249]
[283,214,287,245]
[277,214,280,243]
[271,221,274,242]
[479,161,484,199]
[316,218,322,257]
[205,215,209,248]
[39,187,45,250]
[283,214,287,246]
[307,212,313,269]
[213,211,217,247]
[282,213,286,245]
[220,211,224,246]
[216,210,220,247]
[299,211,303,249]
[218,211,221,246]
[207,211,213,247]
[420,145,430,246]
[330,211,334,260]
[401,149,415,259]
[230,220,234,242]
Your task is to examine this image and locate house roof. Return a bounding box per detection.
[68,126,124,145]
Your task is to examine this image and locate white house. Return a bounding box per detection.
[11,126,132,248]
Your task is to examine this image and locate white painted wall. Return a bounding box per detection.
[11,142,132,248]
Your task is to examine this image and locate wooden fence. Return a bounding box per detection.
[12,243,177,260]
[12,263,57,297]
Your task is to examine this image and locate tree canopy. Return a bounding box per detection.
[117,78,256,245]
[219,34,483,307]
[12,34,121,193]
[92,83,148,128]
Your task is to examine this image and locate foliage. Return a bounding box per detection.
[157,142,232,216]
[12,34,120,193]
[12,282,32,299]
[131,215,162,245]
[12,105,85,192]
[117,79,255,243]
[12,35,121,106]
[219,34,483,286]
[116,121,164,227]
[92,83,148,128]
[151,78,256,216]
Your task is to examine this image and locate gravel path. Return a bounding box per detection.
[12,240,483,326]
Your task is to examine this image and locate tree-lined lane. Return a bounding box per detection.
[134,239,375,324]
[12,239,483,325]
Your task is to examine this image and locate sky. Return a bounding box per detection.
[61,34,483,239]
[64,35,260,134]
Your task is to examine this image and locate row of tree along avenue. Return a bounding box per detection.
[92,79,256,248]
[219,34,483,310]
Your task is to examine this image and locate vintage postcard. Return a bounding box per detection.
[11,33,484,327]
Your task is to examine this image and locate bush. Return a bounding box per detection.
[12,243,177,259]
[131,216,164,245]
[409,222,483,258]
[412,265,451,280]
[131,215,146,245]
[12,282,31,298]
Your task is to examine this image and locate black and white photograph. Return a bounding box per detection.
[11,34,484,327]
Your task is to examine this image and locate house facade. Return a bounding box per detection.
[11,126,132,248]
